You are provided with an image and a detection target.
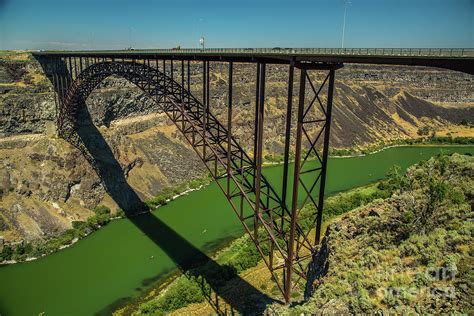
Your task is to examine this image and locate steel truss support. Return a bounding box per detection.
[39,56,342,304]
[277,62,340,303]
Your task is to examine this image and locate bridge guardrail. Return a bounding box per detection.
[122,47,474,57]
[35,48,474,58]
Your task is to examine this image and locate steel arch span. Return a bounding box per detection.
[36,56,341,303]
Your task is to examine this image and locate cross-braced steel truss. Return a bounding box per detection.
[38,55,342,303]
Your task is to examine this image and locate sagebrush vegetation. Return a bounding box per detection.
[272,153,473,314]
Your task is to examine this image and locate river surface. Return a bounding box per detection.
[0,146,472,315]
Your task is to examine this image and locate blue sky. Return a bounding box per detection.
[0,0,472,50]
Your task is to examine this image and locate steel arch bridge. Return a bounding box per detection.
[34,48,473,303]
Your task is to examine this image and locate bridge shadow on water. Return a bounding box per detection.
[72,104,275,314]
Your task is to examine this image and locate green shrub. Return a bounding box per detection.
[140,276,207,314]
[357,286,374,311]
[60,229,76,244]
[93,205,111,216]
[146,196,168,208]
[448,187,465,205]
[226,241,260,273]
[72,221,86,230]
[0,245,13,261]
[115,208,126,217]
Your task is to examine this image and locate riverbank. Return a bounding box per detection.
[331,142,474,159]
[329,135,474,157]
[261,136,474,166]
[0,174,212,266]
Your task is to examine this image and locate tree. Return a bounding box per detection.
[417,126,430,136]
[0,245,13,261]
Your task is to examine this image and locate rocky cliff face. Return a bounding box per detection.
[0,52,205,243]
[0,51,472,244]
[0,116,205,243]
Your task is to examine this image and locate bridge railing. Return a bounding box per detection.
[36,47,474,58]
[122,47,474,57]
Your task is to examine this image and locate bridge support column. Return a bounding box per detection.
[315,69,335,243]
[282,62,342,303]
[40,56,75,138]
[254,63,266,243]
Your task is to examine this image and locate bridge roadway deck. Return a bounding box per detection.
[34,48,474,74]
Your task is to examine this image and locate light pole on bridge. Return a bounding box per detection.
[342,0,351,48]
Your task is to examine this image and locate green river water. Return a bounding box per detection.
[0,145,472,315]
